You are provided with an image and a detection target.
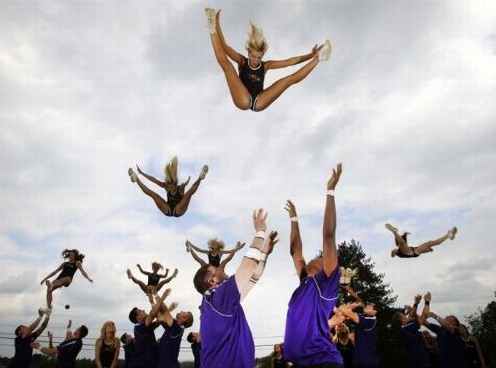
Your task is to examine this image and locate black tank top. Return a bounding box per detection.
[166,189,182,212]
[99,340,116,368]
[336,338,354,368]
[208,253,221,267]
[57,262,78,279]
[239,57,265,98]
[273,356,286,368]
[147,273,160,286]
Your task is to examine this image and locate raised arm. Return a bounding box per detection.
[215,10,244,65]
[178,176,191,195]
[219,241,245,254]
[235,209,268,292]
[136,165,165,188]
[77,262,93,283]
[408,294,422,319]
[137,264,151,276]
[323,163,342,276]
[40,264,64,284]
[32,311,50,339]
[155,297,175,328]
[25,309,44,338]
[265,44,319,71]
[337,303,360,324]
[161,268,178,284]
[31,342,58,357]
[159,268,170,279]
[428,311,455,334]
[240,232,278,301]
[65,319,74,340]
[186,240,209,254]
[285,200,305,276]
[48,331,53,349]
[145,288,170,327]
[418,292,431,325]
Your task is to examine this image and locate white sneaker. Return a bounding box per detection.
[385,223,398,233]
[205,8,217,34]
[199,165,209,180]
[128,168,138,183]
[448,227,457,240]
[318,39,332,62]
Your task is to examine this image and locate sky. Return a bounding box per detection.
[1,0,495,362]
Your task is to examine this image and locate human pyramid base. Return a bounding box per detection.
[8,6,486,368]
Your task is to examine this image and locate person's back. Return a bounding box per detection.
[56,338,82,368]
[428,324,465,368]
[398,319,431,368]
[353,312,379,368]
[133,322,157,368]
[156,320,184,368]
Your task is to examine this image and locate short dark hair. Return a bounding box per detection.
[391,311,403,330]
[187,332,195,343]
[183,312,194,328]
[120,333,129,344]
[193,265,213,295]
[129,307,139,324]
[79,325,88,338]
[14,325,23,337]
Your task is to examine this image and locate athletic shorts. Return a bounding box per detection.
[249,94,260,112]
[397,247,419,258]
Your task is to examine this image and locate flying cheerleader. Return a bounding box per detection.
[386,224,457,258]
[40,249,93,308]
[185,238,245,271]
[128,156,208,218]
[127,262,178,296]
[205,8,332,112]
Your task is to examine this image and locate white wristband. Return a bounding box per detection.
[245,247,262,261]
[327,190,335,196]
[260,253,268,262]
[255,230,266,240]
[290,216,298,222]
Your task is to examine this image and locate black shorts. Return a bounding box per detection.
[249,94,260,112]
[397,247,419,258]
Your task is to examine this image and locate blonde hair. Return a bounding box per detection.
[245,20,268,53]
[151,262,163,271]
[99,321,117,347]
[164,156,179,185]
[207,238,225,251]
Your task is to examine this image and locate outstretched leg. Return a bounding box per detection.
[174,166,208,217]
[385,223,413,256]
[255,56,320,111]
[129,169,172,216]
[219,252,236,271]
[154,269,179,293]
[415,227,457,254]
[207,10,251,110]
[126,270,149,294]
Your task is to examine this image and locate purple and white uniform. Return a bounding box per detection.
[200,276,254,368]
[353,313,379,367]
[284,267,343,366]
[157,320,183,368]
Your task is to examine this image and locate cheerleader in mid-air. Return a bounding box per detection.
[128,156,208,218]
[205,8,332,112]
[40,249,93,308]
[186,238,245,271]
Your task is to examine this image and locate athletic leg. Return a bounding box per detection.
[209,31,251,110]
[46,277,71,308]
[255,56,319,111]
[174,166,208,217]
[135,177,172,216]
[385,223,414,256]
[126,270,149,294]
[189,248,208,267]
[415,234,451,254]
[219,252,236,271]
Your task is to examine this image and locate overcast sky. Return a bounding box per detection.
[1,0,495,362]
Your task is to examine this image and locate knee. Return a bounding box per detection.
[233,98,250,110]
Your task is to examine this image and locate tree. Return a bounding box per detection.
[466,291,496,366]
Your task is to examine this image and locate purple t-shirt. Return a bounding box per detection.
[133,322,157,368]
[398,319,431,367]
[283,267,343,366]
[353,313,379,366]
[8,333,35,368]
[157,320,184,368]
[200,276,254,368]
[427,323,464,368]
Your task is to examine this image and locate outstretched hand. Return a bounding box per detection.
[424,291,432,302]
[414,294,422,304]
[285,200,297,218]
[265,231,279,255]
[327,163,342,190]
[235,241,246,251]
[253,209,268,232]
